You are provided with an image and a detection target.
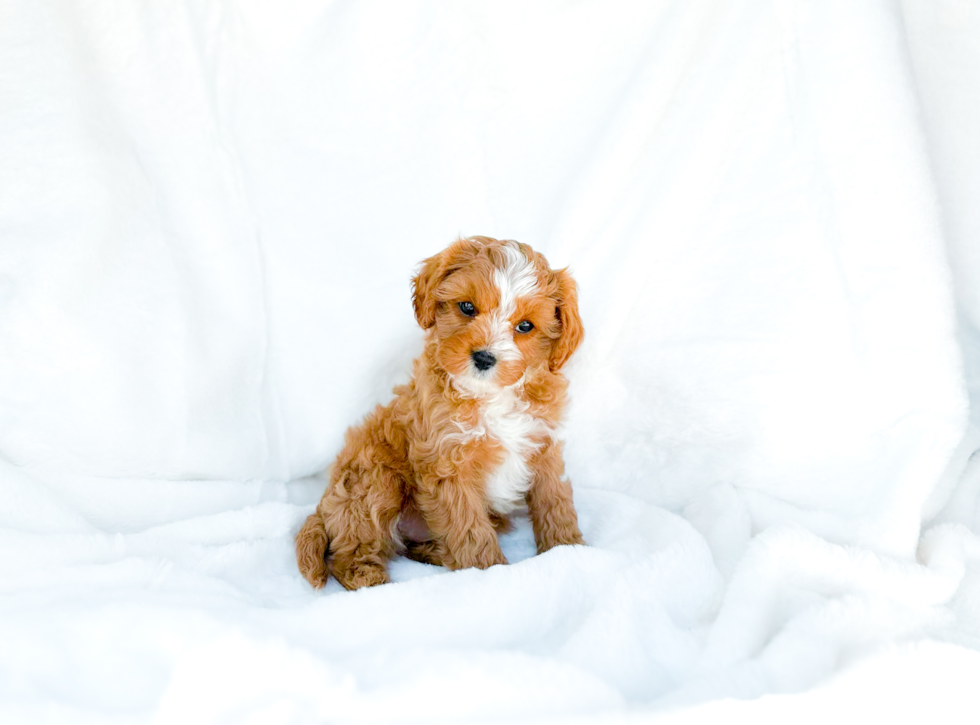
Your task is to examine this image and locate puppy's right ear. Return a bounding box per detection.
[412,238,480,329]
[412,248,449,329]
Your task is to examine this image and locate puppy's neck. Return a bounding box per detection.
[449,371,525,401]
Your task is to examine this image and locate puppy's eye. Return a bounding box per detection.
[516,320,534,333]
[458,301,477,317]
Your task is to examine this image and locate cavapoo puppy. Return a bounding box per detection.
[296,236,585,590]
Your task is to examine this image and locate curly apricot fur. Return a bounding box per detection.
[296,237,585,590]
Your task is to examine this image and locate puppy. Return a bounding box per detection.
[296,236,585,590]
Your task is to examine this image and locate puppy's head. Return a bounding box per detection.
[412,236,583,394]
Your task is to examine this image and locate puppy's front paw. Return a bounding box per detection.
[537,531,585,554]
[451,538,508,570]
[474,545,508,569]
[333,560,390,591]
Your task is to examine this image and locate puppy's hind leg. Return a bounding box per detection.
[325,466,405,591]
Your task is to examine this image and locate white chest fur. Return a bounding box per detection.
[478,388,549,514]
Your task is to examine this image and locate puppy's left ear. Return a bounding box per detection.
[549,268,584,372]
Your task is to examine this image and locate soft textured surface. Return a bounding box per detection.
[2,0,980,722]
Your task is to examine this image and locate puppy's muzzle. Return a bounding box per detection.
[471,350,497,371]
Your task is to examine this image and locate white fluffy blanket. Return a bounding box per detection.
[3,1,980,722]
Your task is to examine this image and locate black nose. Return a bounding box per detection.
[471,350,497,371]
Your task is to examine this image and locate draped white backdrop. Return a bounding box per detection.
[2,1,980,722]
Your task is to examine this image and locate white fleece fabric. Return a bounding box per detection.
[2,1,980,722]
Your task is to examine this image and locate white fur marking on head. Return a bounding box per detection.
[484,242,538,366]
[494,242,539,320]
[486,311,522,362]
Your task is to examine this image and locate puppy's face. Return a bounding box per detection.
[412,237,583,394]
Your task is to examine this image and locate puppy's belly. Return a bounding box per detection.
[395,505,432,543]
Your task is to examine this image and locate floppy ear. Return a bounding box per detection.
[411,248,449,329]
[411,238,481,329]
[549,268,584,372]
